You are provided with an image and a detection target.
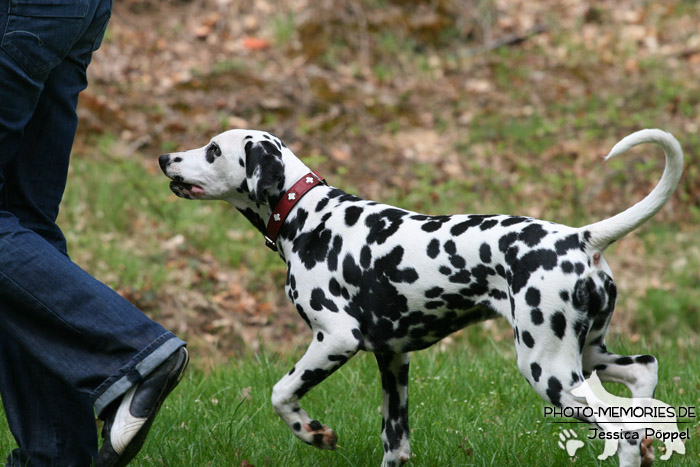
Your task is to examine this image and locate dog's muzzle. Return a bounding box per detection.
[159,154,205,199]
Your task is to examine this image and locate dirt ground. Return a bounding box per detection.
[73,0,700,363]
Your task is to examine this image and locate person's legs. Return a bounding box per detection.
[0,214,184,464]
[0,337,99,466]
[0,0,186,464]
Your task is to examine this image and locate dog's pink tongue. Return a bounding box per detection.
[191,185,205,195]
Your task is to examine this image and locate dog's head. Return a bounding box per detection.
[159,129,296,205]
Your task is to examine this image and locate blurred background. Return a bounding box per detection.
[64,0,699,364]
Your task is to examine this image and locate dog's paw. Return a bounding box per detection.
[640,437,654,467]
[304,419,337,450]
[381,451,410,467]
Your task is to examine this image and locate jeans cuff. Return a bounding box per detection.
[93,333,186,417]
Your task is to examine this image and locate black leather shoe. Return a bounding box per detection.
[97,347,189,467]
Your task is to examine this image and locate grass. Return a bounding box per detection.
[2,335,697,465]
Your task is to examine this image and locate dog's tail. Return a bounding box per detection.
[583,129,683,252]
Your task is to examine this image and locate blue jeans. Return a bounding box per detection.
[0,0,186,465]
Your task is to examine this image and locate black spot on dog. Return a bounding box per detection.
[495,264,506,278]
[236,179,249,194]
[480,219,498,231]
[344,206,363,226]
[293,422,301,431]
[316,197,330,211]
[479,243,492,263]
[317,332,324,341]
[327,235,343,271]
[531,362,542,382]
[421,216,449,232]
[525,287,541,307]
[352,328,364,347]
[501,216,529,227]
[329,278,342,297]
[519,224,548,247]
[310,288,339,312]
[448,270,471,284]
[560,290,570,302]
[550,311,566,339]
[546,376,563,406]
[510,249,558,294]
[522,331,535,348]
[573,319,589,353]
[279,208,309,241]
[489,288,507,300]
[360,245,372,269]
[245,140,284,203]
[375,246,418,284]
[530,308,544,325]
[498,232,519,253]
[561,261,574,274]
[292,223,333,270]
[427,238,440,259]
[451,215,495,236]
[236,207,266,234]
[366,209,406,244]
[635,355,656,364]
[572,277,603,319]
[615,356,634,365]
[308,420,323,431]
[555,234,582,255]
[205,142,221,163]
[449,254,466,269]
[425,287,443,299]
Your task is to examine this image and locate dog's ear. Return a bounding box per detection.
[245,139,285,204]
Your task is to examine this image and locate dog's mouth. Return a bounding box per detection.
[169,179,206,199]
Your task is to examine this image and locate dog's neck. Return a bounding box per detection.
[229,154,316,239]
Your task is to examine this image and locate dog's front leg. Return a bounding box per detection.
[375,352,411,466]
[271,333,358,450]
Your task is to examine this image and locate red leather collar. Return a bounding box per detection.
[265,171,326,251]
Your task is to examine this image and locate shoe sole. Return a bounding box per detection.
[99,347,189,467]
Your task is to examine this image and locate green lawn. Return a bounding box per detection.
[2,335,697,465]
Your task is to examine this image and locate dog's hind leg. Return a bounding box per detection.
[271,331,359,450]
[517,332,645,467]
[375,352,411,467]
[582,338,658,399]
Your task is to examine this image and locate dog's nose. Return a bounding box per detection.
[158,154,170,172]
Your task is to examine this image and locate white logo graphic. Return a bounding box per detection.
[557,428,584,456]
[569,371,687,461]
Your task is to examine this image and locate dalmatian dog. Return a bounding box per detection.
[159,128,683,467]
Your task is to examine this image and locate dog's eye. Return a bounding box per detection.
[206,142,222,163]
